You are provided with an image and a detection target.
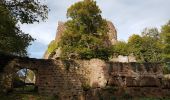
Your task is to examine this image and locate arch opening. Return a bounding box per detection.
[12,68,37,93]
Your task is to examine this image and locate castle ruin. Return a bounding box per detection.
[44,21,118,59]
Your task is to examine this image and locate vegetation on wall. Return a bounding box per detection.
[161,21,170,62]
[163,64,170,74]
[47,40,58,54]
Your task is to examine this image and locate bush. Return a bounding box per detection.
[163,63,170,74]
[82,83,91,91]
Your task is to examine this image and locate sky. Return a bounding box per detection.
[20,0,170,58]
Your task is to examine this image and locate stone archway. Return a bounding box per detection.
[12,68,37,93]
[0,56,40,93]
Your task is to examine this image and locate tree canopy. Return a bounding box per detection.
[127,28,163,62]
[161,21,170,62]
[0,0,48,56]
[0,0,48,24]
[59,0,110,60]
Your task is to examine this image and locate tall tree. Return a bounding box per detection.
[161,21,170,62]
[0,0,48,24]
[142,27,160,39]
[128,34,144,62]
[111,41,129,56]
[59,0,110,60]
[128,31,162,62]
[0,0,48,56]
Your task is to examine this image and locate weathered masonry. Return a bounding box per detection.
[0,54,170,100]
[0,54,84,99]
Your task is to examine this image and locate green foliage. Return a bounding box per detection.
[82,82,91,91]
[128,29,163,62]
[161,21,170,62]
[163,62,170,74]
[111,41,129,56]
[126,22,170,62]
[142,27,160,39]
[128,34,143,62]
[47,41,58,54]
[0,0,48,56]
[163,66,170,74]
[59,0,110,60]
[0,0,48,24]
[0,5,34,56]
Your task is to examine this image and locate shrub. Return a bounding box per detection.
[82,83,91,91]
[163,63,170,74]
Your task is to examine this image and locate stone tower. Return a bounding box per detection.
[54,21,117,45]
[44,21,117,59]
[107,21,117,45]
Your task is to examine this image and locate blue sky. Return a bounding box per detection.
[20,0,170,58]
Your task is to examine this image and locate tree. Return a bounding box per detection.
[141,36,162,62]
[161,21,170,62]
[142,27,160,39]
[128,34,143,61]
[59,0,110,60]
[111,41,129,56]
[0,0,48,56]
[0,0,48,24]
[128,31,162,62]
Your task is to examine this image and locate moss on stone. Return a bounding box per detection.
[47,40,58,54]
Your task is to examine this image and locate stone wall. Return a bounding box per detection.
[0,55,170,99]
[110,55,136,62]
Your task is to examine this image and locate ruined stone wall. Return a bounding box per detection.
[1,55,170,99]
[107,21,117,45]
[44,21,118,59]
[55,22,65,43]
[110,55,137,62]
[53,21,117,45]
[37,60,84,99]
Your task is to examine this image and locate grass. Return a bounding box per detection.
[0,93,44,100]
[13,85,36,92]
[0,85,59,100]
[0,93,59,100]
